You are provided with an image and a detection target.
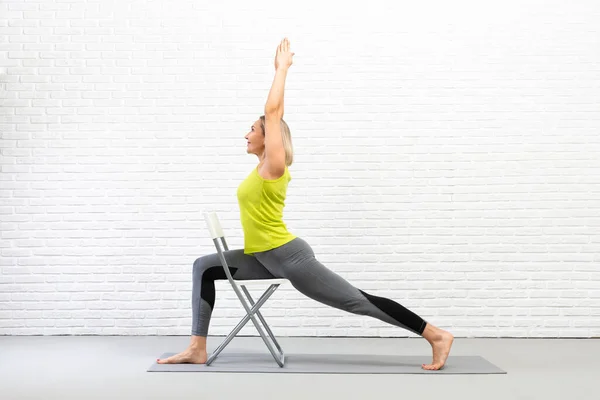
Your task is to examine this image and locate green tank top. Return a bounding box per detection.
[236,164,297,255]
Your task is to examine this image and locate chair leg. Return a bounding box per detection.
[206,284,285,367]
[240,285,284,356]
[244,285,285,367]
[206,286,274,366]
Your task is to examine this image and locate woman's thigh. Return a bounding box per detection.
[196,249,278,280]
[254,238,365,308]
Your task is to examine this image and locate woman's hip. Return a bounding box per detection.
[254,237,315,267]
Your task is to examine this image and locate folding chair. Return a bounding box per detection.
[202,211,287,367]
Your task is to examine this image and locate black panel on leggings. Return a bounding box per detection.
[358,289,426,335]
[201,266,238,310]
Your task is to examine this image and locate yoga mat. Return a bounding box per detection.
[148,352,506,374]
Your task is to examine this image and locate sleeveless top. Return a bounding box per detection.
[236,164,297,255]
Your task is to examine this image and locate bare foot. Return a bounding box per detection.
[422,330,454,370]
[157,348,207,364]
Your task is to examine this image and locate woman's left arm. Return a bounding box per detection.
[265,68,288,118]
[263,38,294,172]
[265,37,294,117]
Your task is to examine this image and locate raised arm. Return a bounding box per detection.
[265,68,288,118]
[263,38,294,173]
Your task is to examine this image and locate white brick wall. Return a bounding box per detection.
[1,0,599,338]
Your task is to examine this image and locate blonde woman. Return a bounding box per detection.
[158,38,454,370]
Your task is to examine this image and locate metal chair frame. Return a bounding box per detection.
[203,211,286,367]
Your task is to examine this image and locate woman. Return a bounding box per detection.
[158,38,454,370]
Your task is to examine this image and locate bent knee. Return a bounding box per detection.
[193,254,217,276]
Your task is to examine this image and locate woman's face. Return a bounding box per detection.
[245,119,264,154]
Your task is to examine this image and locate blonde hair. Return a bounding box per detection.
[259,115,294,167]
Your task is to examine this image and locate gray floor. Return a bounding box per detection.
[0,336,597,400]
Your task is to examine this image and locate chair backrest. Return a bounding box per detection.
[202,210,271,319]
[203,210,238,286]
[203,211,225,239]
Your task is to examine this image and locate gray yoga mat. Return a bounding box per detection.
[148,352,506,374]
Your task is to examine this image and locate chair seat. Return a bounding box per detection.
[233,278,288,286]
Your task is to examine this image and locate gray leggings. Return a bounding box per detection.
[192,237,427,337]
